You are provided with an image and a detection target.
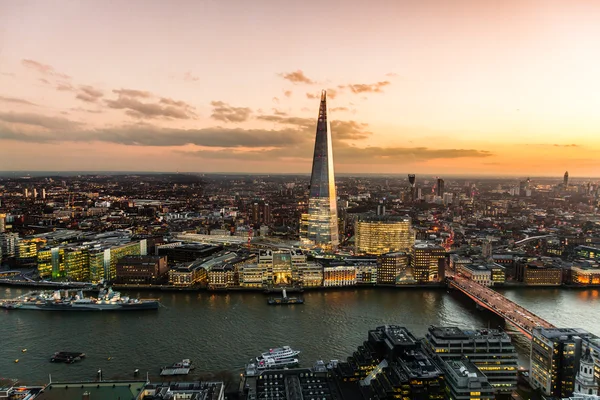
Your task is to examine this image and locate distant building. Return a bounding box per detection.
[436,178,445,197]
[576,246,600,260]
[116,255,168,284]
[531,328,598,398]
[458,264,492,286]
[157,243,222,267]
[207,263,235,289]
[141,381,225,400]
[295,262,323,287]
[423,326,518,393]
[354,215,415,255]
[356,264,377,285]
[169,260,208,287]
[571,265,600,285]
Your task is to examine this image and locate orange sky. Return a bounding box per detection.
[0,0,599,176]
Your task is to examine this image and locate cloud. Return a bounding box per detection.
[71,107,102,114]
[283,90,292,98]
[341,81,391,94]
[306,93,318,100]
[272,108,288,116]
[307,88,338,100]
[333,144,493,164]
[280,70,315,84]
[183,71,199,82]
[0,111,81,130]
[76,85,103,103]
[330,121,371,140]
[553,144,579,147]
[385,72,398,77]
[0,96,38,107]
[21,59,71,80]
[56,83,73,91]
[209,101,252,123]
[113,88,152,98]
[331,107,349,112]
[272,97,280,104]
[106,92,196,120]
[38,78,50,85]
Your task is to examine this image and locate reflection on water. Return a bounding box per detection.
[0,287,598,384]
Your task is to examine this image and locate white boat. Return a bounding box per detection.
[257,346,300,362]
[256,357,299,370]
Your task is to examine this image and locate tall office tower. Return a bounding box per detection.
[436,178,445,196]
[0,213,5,233]
[376,251,411,284]
[423,326,518,394]
[303,90,339,249]
[33,188,38,198]
[408,174,416,201]
[23,188,29,198]
[530,328,598,398]
[411,243,446,283]
[355,216,415,255]
[482,239,493,259]
[41,188,46,199]
[564,171,569,187]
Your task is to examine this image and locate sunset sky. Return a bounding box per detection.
[1,0,599,176]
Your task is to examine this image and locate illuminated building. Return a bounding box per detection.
[37,247,65,279]
[356,264,377,284]
[0,213,5,233]
[458,264,492,286]
[354,215,415,255]
[571,266,600,285]
[107,239,147,281]
[516,261,562,286]
[115,255,167,284]
[207,263,235,289]
[408,174,416,202]
[531,328,598,398]
[89,249,110,283]
[423,326,518,394]
[376,252,411,285]
[295,262,323,287]
[323,266,356,287]
[565,171,570,187]
[301,90,339,250]
[17,238,44,265]
[240,264,265,288]
[411,243,446,283]
[169,260,208,287]
[576,246,600,260]
[258,249,304,286]
[64,248,90,282]
[436,358,494,400]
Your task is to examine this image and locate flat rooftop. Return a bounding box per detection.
[33,381,146,400]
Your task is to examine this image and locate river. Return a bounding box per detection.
[0,286,598,384]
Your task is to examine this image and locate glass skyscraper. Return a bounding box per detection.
[303,90,339,249]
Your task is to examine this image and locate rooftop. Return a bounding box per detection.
[33,381,146,400]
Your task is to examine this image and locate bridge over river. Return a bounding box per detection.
[448,276,555,339]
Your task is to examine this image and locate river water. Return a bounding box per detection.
[0,287,598,384]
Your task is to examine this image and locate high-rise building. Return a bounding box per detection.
[423,326,518,394]
[408,174,416,202]
[436,178,445,197]
[355,215,415,255]
[530,328,598,398]
[565,171,570,187]
[0,213,5,233]
[411,243,446,283]
[302,90,339,250]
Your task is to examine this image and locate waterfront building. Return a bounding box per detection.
[64,248,89,281]
[411,243,446,283]
[207,263,235,289]
[16,238,42,265]
[575,246,600,260]
[571,265,600,285]
[423,326,518,393]
[168,260,208,287]
[437,357,495,400]
[295,262,323,287]
[457,264,492,286]
[258,249,306,286]
[301,90,339,250]
[141,381,225,400]
[107,239,147,281]
[323,265,356,287]
[449,254,472,271]
[356,264,377,285]
[516,261,563,286]
[531,328,598,398]
[354,215,415,255]
[37,247,65,279]
[32,381,147,400]
[89,248,110,283]
[239,264,265,288]
[376,251,411,285]
[115,255,168,284]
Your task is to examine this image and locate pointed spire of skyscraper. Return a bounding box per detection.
[302,90,339,249]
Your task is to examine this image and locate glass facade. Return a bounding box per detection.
[355,216,415,255]
[303,90,339,249]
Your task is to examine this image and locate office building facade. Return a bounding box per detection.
[355,215,415,255]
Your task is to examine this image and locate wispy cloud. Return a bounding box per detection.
[0,96,38,107]
[113,88,152,98]
[21,59,71,80]
[280,70,315,84]
[183,71,200,82]
[76,85,104,103]
[283,90,292,98]
[106,92,196,120]
[341,81,391,94]
[0,111,81,130]
[210,101,252,123]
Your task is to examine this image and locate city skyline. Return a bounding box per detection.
[1,0,600,176]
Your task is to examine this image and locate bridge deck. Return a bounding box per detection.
[449,276,555,337]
